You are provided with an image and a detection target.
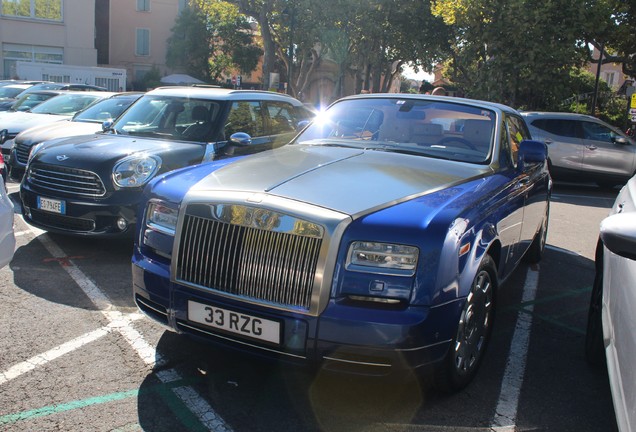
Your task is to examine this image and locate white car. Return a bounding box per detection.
[0,176,15,269]
[0,91,114,158]
[586,174,636,432]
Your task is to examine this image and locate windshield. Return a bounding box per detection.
[74,95,140,123]
[31,94,104,116]
[0,86,28,99]
[295,97,496,164]
[10,92,57,112]
[112,95,223,142]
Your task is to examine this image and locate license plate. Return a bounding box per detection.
[37,196,66,214]
[188,300,281,345]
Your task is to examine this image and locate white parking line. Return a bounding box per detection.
[0,314,143,385]
[491,266,540,430]
[14,224,232,431]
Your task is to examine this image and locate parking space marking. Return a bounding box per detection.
[491,266,539,430]
[0,389,138,426]
[0,375,206,427]
[0,327,109,386]
[0,312,143,386]
[15,225,232,431]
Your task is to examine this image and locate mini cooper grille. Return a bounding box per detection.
[176,213,323,311]
[28,165,106,197]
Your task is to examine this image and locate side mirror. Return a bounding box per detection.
[600,212,636,261]
[517,139,547,165]
[229,132,252,146]
[102,120,114,132]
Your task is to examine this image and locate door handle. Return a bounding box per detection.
[544,139,553,145]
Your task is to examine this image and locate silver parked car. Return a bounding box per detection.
[0,91,114,159]
[586,174,636,432]
[522,112,636,188]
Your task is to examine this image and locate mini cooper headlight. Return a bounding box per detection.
[146,201,178,235]
[113,154,161,188]
[346,241,419,275]
[28,143,44,163]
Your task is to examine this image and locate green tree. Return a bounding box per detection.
[167,1,262,83]
[166,7,213,81]
[224,0,448,98]
[583,0,636,78]
[431,0,595,109]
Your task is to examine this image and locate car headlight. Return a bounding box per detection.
[113,154,161,188]
[346,241,419,276]
[146,201,178,235]
[28,142,44,164]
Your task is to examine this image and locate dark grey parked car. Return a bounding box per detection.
[522,112,636,188]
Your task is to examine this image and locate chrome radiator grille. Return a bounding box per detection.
[28,165,106,197]
[176,211,323,311]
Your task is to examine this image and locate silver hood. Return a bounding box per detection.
[15,120,99,145]
[191,144,492,216]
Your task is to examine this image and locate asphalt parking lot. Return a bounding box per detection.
[0,179,621,431]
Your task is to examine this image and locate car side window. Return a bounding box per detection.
[225,101,265,138]
[264,101,297,135]
[531,119,579,138]
[506,115,530,165]
[580,121,614,143]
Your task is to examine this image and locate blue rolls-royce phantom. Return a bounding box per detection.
[132,94,552,392]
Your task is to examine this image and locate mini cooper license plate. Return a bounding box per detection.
[188,300,281,345]
[37,196,66,214]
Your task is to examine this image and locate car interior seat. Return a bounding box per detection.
[183,105,212,140]
[410,123,443,145]
[462,119,493,152]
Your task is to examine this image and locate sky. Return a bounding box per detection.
[402,64,435,83]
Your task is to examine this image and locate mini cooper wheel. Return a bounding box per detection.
[437,255,496,392]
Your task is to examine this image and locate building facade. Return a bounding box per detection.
[0,0,97,79]
[99,0,187,89]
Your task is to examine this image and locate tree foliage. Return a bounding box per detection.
[431,0,597,109]
[166,1,262,83]
[221,0,448,98]
[190,0,635,113]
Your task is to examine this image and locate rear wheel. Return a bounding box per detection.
[436,255,496,392]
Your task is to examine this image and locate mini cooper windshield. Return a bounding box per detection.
[112,95,223,142]
[297,98,496,164]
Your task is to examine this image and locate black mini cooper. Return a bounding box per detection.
[20,86,313,236]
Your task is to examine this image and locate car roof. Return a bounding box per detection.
[338,93,521,116]
[520,111,602,122]
[2,84,32,90]
[145,86,304,104]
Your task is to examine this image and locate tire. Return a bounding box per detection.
[585,241,606,368]
[523,202,550,264]
[436,255,496,392]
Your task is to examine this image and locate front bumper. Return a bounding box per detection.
[132,249,461,376]
[20,184,140,236]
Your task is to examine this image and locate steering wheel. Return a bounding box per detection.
[437,137,478,150]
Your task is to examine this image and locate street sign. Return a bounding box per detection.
[631,93,636,109]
